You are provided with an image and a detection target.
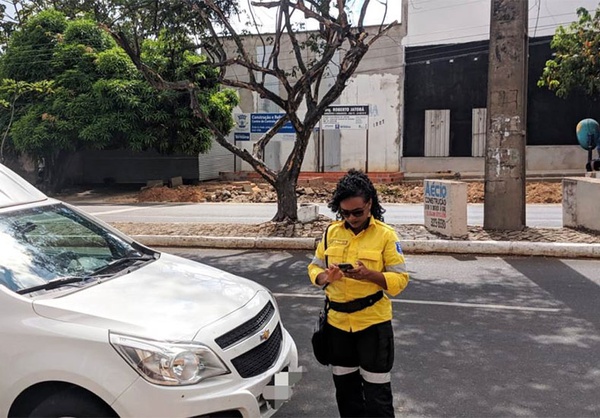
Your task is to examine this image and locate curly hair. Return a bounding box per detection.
[328,169,385,221]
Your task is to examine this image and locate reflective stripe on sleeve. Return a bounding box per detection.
[385,262,407,273]
[359,368,391,384]
[332,366,359,376]
[311,256,327,269]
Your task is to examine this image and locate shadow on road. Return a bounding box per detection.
[181,250,600,417]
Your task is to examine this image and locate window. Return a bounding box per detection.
[472,108,487,157]
[0,204,149,293]
[424,109,450,156]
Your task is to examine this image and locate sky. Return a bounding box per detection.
[347,0,403,26]
[235,0,600,45]
[404,0,600,46]
[2,0,597,46]
[232,0,402,32]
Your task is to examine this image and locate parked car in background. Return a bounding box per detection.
[0,163,301,417]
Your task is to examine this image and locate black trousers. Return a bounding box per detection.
[326,320,395,417]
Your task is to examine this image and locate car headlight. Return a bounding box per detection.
[109,332,229,386]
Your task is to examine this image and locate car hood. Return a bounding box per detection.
[32,253,264,341]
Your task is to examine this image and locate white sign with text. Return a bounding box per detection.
[423,179,467,238]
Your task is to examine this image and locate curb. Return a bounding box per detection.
[131,235,600,258]
[132,235,318,250]
[401,240,600,258]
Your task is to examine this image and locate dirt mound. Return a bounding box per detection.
[138,185,206,202]
[525,182,563,203]
[132,180,563,204]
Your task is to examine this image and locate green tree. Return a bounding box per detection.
[0,9,237,191]
[0,79,55,162]
[0,2,16,49]
[538,6,600,98]
[9,0,239,48]
[108,0,399,222]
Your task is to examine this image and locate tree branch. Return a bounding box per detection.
[357,0,372,32]
[368,20,399,46]
[254,0,344,32]
[253,114,290,159]
[282,1,308,75]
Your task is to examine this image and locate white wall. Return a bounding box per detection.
[336,73,403,172]
[230,21,407,174]
[401,145,587,175]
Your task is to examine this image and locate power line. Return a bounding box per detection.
[534,0,542,37]
[405,39,551,67]
[409,0,487,15]
[0,4,587,71]
[407,10,583,42]
[0,16,575,70]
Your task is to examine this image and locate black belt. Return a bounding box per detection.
[328,291,384,313]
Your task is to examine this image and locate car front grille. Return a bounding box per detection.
[231,323,282,378]
[215,301,275,349]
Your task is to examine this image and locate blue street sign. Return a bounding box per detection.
[251,113,296,134]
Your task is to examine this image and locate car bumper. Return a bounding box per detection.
[111,328,301,418]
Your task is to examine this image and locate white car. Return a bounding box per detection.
[0,163,301,417]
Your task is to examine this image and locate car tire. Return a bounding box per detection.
[13,385,117,418]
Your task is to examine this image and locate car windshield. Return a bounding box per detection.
[0,203,156,294]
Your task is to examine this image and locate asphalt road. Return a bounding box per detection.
[166,249,600,417]
[76,202,563,227]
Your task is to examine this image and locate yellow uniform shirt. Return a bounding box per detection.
[308,217,409,332]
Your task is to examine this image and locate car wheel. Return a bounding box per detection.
[19,386,116,418]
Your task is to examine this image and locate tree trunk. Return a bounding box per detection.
[272,173,298,222]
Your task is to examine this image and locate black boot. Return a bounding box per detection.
[333,371,365,417]
[363,380,394,417]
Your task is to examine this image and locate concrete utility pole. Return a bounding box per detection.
[484,0,528,230]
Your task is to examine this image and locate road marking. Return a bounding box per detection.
[85,205,184,215]
[272,293,561,313]
[393,299,561,312]
[87,207,147,215]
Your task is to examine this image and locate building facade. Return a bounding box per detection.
[402,36,600,176]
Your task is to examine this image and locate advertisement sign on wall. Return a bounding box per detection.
[250,113,296,134]
[322,105,370,130]
[233,113,296,140]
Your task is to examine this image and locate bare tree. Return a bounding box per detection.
[110,0,398,222]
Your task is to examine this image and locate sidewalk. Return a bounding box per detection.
[131,234,600,258]
[59,188,600,258]
[109,219,600,259]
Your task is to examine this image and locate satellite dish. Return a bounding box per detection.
[576,118,600,150]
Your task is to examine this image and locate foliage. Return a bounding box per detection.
[1,9,67,82]
[0,8,237,190]
[538,6,600,98]
[0,2,15,48]
[9,0,239,45]
[0,79,55,161]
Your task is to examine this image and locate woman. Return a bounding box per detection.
[308,169,410,417]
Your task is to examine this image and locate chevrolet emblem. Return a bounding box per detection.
[260,329,271,342]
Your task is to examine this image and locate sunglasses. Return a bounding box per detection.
[340,202,370,218]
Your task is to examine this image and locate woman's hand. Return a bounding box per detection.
[343,260,371,281]
[344,261,388,290]
[316,264,344,286]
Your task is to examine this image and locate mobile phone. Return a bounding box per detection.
[338,263,354,271]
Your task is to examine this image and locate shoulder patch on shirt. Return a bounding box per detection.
[395,242,403,254]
